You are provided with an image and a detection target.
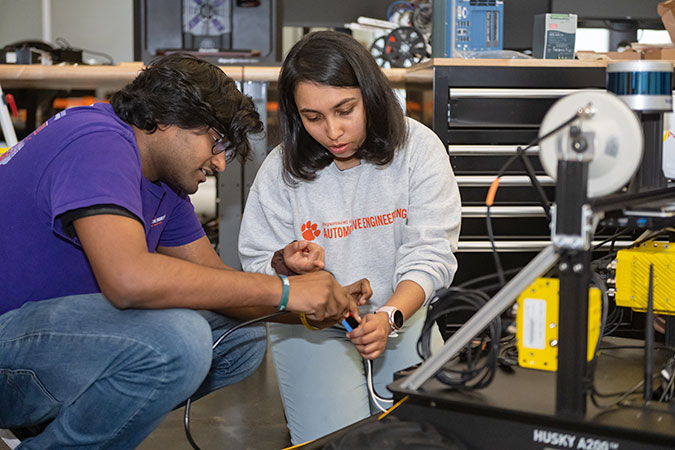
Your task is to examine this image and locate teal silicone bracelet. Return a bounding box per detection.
[277,275,290,311]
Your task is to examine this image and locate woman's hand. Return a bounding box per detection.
[347,312,391,360]
[283,240,325,274]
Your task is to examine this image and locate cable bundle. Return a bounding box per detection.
[417,287,501,390]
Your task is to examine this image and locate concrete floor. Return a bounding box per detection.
[138,348,292,450]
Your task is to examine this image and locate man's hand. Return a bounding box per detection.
[295,278,371,329]
[344,278,372,306]
[283,240,325,274]
[286,271,360,323]
[347,312,391,360]
[304,316,338,329]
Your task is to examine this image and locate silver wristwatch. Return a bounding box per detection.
[376,306,404,336]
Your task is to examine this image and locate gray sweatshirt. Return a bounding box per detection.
[238,117,461,311]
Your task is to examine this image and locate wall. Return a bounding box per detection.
[0,0,134,64]
[0,0,42,45]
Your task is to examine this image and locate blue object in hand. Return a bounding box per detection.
[342,314,359,332]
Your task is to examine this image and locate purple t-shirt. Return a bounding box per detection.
[0,103,205,314]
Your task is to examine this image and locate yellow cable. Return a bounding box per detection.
[280,395,409,449]
[377,395,408,420]
[281,439,316,449]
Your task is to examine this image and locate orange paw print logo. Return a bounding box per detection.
[301,221,321,241]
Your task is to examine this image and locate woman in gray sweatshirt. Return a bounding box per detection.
[238,30,461,445]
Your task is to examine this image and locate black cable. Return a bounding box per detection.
[603,305,624,337]
[497,335,519,368]
[599,400,675,417]
[485,205,506,286]
[81,48,115,65]
[418,287,502,390]
[584,273,610,397]
[587,253,625,338]
[590,346,675,409]
[54,36,114,65]
[517,151,551,222]
[590,374,675,415]
[590,379,645,410]
[485,111,582,288]
[184,311,289,450]
[609,235,617,254]
[494,111,581,179]
[593,228,673,254]
[602,269,625,336]
[591,274,609,361]
[591,228,635,251]
[659,356,675,402]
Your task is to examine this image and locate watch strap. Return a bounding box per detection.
[376,306,403,337]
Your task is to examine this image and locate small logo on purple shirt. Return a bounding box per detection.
[151,214,166,227]
[0,141,24,166]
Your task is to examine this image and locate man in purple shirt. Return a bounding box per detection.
[0,53,359,449]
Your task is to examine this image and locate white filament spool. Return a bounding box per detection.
[538,90,644,198]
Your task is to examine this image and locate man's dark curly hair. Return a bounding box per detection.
[110,52,263,162]
[278,31,407,185]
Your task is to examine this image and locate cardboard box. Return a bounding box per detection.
[576,50,642,60]
[643,47,675,60]
[659,1,675,44]
[631,43,675,60]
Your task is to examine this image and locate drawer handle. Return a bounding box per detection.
[448,145,539,156]
[456,175,555,187]
[449,88,581,99]
[462,206,546,218]
[457,240,633,252]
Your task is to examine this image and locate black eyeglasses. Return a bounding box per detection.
[211,129,234,159]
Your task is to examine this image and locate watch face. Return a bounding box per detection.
[392,310,404,329]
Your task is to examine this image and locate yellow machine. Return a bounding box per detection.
[615,240,675,315]
[516,277,602,372]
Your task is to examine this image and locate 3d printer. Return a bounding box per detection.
[133,0,281,64]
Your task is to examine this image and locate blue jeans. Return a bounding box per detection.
[0,294,266,449]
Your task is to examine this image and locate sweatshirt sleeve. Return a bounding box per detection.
[238,149,296,275]
[395,120,461,304]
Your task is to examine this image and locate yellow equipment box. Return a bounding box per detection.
[615,240,675,315]
[516,277,601,372]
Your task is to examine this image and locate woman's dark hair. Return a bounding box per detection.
[110,52,263,162]
[278,31,407,184]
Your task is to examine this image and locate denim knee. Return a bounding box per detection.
[192,322,267,400]
[216,322,267,378]
[147,309,214,399]
[241,324,266,376]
